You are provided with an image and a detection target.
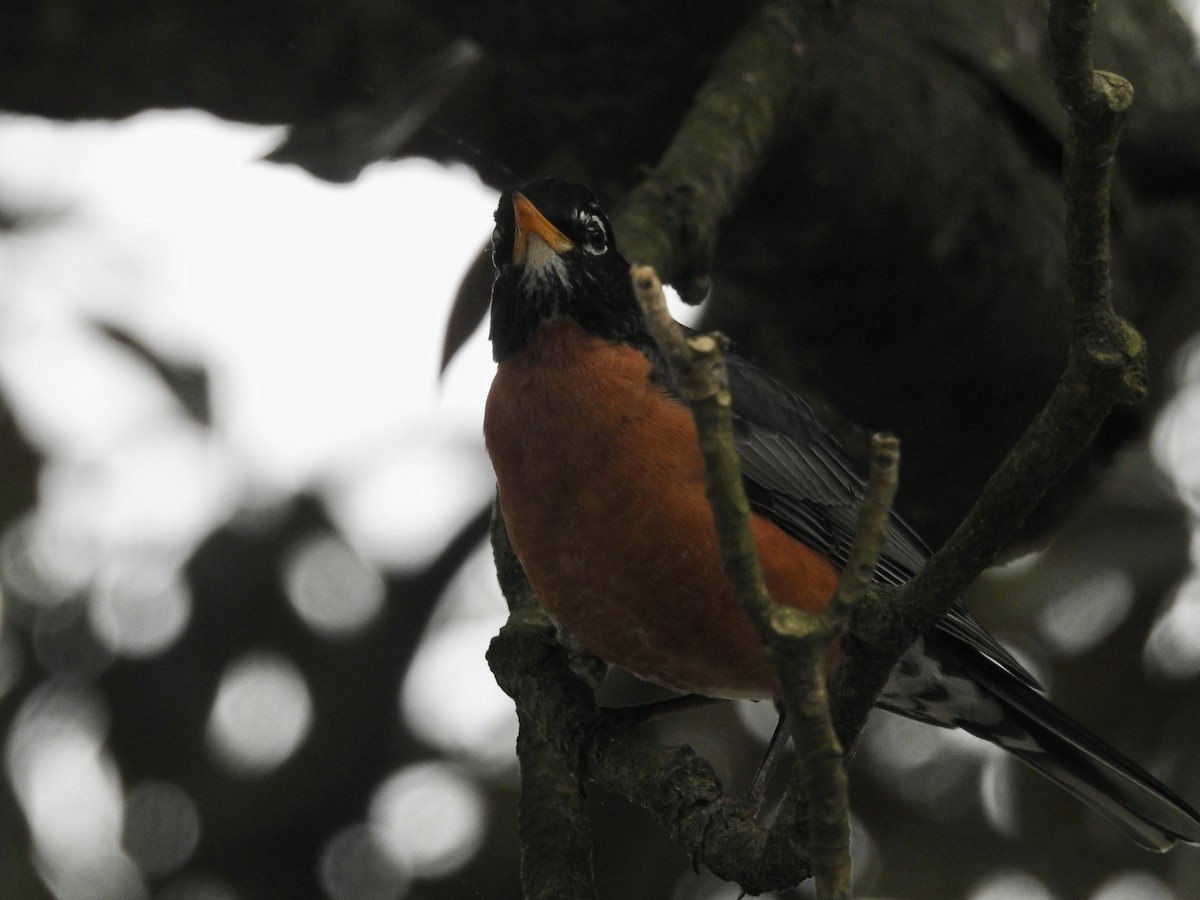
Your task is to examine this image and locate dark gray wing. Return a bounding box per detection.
[722,350,1041,691]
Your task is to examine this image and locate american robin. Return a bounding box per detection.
[482,176,1200,850]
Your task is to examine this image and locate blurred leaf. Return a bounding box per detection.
[265,40,481,183]
[0,394,42,530]
[90,320,211,426]
[441,244,493,374]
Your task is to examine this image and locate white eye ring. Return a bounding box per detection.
[582,214,608,256]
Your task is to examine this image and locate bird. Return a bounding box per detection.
[481,176,1200,851]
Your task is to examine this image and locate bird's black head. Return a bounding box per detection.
[488,177,645,360]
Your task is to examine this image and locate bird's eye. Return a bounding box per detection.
[581,214,608,256]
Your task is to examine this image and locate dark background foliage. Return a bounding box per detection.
[3,1,1200,898]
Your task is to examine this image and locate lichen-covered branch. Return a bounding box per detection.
[515,712,597,900]
[1048,1,1137,350]
[889,0,1138,625]
[491,508,598,900]
[613,0,811,300]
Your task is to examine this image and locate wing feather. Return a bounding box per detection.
[720,350,1041,690]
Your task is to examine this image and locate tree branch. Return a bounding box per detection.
[613,0,811,301]
[491,507,598,900]
[891,0,1139,633]
[827,0,1142,759]
[488,512,808,894]
[489,0,1139,896]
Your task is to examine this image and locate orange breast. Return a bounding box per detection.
[484,320,839,699]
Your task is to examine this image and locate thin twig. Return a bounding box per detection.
[828,438,901,628]
[632,266,773,635]
[632,266,902,899]
[766,435,900,900]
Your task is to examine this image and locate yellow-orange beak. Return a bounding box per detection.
[511,192,574,264]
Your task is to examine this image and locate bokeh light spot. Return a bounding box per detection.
[0,512,87,607]
[1035,566,1134,656]
[860,710,989,820]
[206,650,313,775]
[401,620,517,770]
[319,823,411,900]
[400,545,515,770]
[734,697,780,743]
[1153,378,1200,515]
[35,857,147,900]
[5,680,143,900]
[282,532,385,637]
[18,723,122,857]
[123,780,201,876]
[90,568,191,658]
[369,761,485,879]
[1089,871,1174,900]
[967,870,1055,900]
[330,436,493,572]
[1144,577,1200,680]
[979,751,1021,839]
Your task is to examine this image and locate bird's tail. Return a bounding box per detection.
[954,654,1200,851]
